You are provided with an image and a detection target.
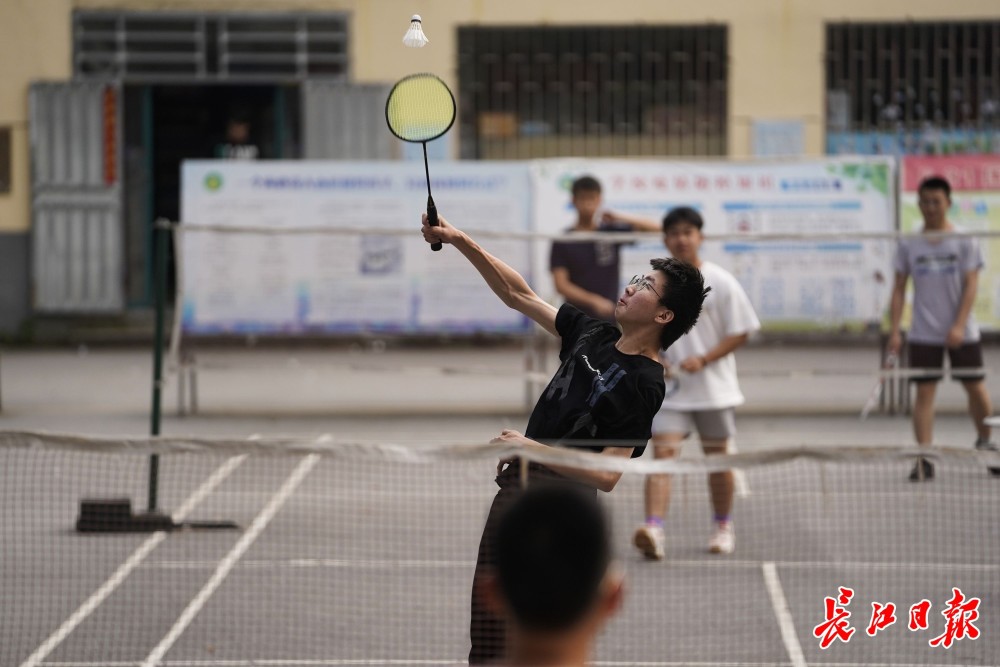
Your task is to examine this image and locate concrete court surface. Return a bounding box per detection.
[3,441,998,667]
[2,342,1000,666]
[0,342,998,449]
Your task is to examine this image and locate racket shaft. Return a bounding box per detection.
[860,380,883,419]
[427,196,442,252]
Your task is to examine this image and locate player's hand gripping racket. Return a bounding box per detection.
[385,73,456,251]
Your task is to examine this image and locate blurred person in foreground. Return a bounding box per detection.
[482,485,623,667]
[888,175,1000,481]
[551,175,661,321]
[420,212,708,663]
[633,207,760,560]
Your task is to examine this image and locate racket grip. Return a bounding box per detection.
[426,196,442,252]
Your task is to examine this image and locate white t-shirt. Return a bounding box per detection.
[660,261,760,410]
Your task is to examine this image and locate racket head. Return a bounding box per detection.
[385,73,456,143]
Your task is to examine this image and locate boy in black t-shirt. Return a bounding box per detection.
[420,213,708,664]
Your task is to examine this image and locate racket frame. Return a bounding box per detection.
[384,73,457,252]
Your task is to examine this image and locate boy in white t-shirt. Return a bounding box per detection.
[634,207,760,559]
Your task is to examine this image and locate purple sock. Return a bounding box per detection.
[714,515,730,526]
[646,516,664,527]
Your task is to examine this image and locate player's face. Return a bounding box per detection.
[663,221,702,263]
[616,272,668,322]
[918,189,950,228]
[572,190,602,222]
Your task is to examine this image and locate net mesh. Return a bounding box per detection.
[4,432,998,666]
[385,74,456,143]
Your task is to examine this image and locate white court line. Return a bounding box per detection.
[762,562,807,667]
[657,559,1000,573]
[42,662,461,667]
[144,558,473,569]
[42,662,464,666]
[39,662,997,667]
[138,557,1000,572]
[141,455,319,667]
[19,455,247,667]
[594,664,996,667]
[195,488,1000,501]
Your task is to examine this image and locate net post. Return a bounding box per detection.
[148,218,169,512]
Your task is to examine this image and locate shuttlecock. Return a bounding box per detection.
[403,14,429,48]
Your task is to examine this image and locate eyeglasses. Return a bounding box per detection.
[628,275,663,299]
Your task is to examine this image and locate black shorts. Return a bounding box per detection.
[908,342,986,383]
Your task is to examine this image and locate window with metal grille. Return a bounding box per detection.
[457,26,728,159]
[826,22,1000,155]
[73,11,349,81]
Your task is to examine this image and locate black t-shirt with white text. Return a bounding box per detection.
[524,304,665,457]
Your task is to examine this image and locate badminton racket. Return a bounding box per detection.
[860,352,897,420]
[385,73,456,251]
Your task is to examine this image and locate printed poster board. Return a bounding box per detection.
[180,161,533,335]
[532,158,896,332]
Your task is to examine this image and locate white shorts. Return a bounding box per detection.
[652,407,736,440]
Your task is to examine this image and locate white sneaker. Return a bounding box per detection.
[633,524,665,560]
[975,439,1000,476]
[708,523,735,555]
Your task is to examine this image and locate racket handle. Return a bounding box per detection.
[426,196,442,252]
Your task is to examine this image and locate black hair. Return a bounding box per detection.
[495,485,611,633]
[571,175,602,197]
[650,257,710,350]
[662,206,704,232]
[918,175,952,200]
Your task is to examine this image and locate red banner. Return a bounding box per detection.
[102,86,117,186]
[902,155,1000,192]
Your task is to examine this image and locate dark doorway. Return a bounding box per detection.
[123,84,301,306]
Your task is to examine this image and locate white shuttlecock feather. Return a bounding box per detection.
[403,14,429,48]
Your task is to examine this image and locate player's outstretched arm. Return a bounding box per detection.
[601,210,661,232]
[421,213,558,336]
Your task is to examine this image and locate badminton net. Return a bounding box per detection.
[3,431,998,667]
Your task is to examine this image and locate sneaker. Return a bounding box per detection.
[974,440,1000,477]
[908,457,934,482]
[633,524,665,560]
[708,523,735,555]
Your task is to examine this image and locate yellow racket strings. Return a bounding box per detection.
[386,75,456,143]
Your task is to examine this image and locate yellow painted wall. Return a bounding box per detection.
[1,0,998,233]
[0,0,73,233]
